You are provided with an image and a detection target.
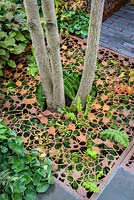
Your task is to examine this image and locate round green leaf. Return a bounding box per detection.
[7,60,16,68]
[36,183,49,193]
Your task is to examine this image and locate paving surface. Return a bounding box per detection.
[100,3,134,58]
[36,182,80,200]
[97,167,134,200]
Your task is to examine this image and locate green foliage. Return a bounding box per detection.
[84,148,98,159]
[58,10,90,38]
[84,95,92,116]
[11,0,41,5]
[0,0,29,75]
[1,80,16,95]
[100,129,129,148]
[65,112,77,123]
[27,55,38,77]
[63,71,80,100]
[35,83,46,109]
[71,152,81,163]
[76,96,83,112]
[26,55,80,101]
[0,119,54,200]
[82,181,99,193]
[96,171,103,181]
[71,95,92,115]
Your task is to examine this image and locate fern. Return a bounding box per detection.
[84,95,92,116]
[84,148,97,159]
[76,96,83,112]
[64,73,79,90]
[82,181,99,193]
[35,83,45,108]
[96,171,103,181]
[63,72,80,100]
[100,129,129,148]
[64,78,75,100]
[65,112,77,123]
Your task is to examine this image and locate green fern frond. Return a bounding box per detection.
[84,95,92,116]
[76,96,83,112]
[84,148,97,159]
[82,181,99,193]
[100,129,129,148]
[64,78,75,100]
[65,112,77,123]
[64,73,79,90]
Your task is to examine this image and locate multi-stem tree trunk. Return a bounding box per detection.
[24,0,65,110]
[24,0,105,110]
[73,0,105,107]
[24,0,53,109]
[41,0,65,110]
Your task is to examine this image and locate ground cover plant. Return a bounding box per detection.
[0,35,134,198]
[0,119,54,200]
[58,10,90,38]
[0,0,30,76]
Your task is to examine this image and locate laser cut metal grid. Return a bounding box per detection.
[0,36,134,199]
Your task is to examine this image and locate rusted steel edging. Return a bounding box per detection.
[89,140,134,200]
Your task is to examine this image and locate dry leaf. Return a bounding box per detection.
[4,101,10,108]
[102,60,107,66]
[17,63,23,69]
[40,117,48,124]
[42,110,53,116]
[35,75,40,81]
[125,85,134,94]
[29,107,37,114]
[68,51,73,56]
[4,118,10,125]
[52,162,58,171]
[102,157,108,167]
[72,170,81,180]
[114,77,121,82]
[92,146,100,155]
[123,110,130,117]
[105,140,114,148]
[103,104,110,111]
[96,79,103,86]
[101,94,108,101]
[109,68,115,74]
[14,72,21,79]
[77,133,86,142]
[61,45,67,50]
[93,138,103,145]
[23,97,36,104]
[103,116,110,125]
[129,120,134,127]
[47,126,56,135]
[66,123,76,131]
[88,112,96,121]
[94,103,101,110]
[20,88,27,95]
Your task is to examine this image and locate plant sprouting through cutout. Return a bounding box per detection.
[100,129,129,148]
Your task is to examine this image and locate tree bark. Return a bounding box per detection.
[73,0,105,107]
[41,0,65,110]
[24,0,53,109]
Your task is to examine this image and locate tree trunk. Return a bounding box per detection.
[24,0,53,109]
[73,0,105,107]
[41,0,65,110]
